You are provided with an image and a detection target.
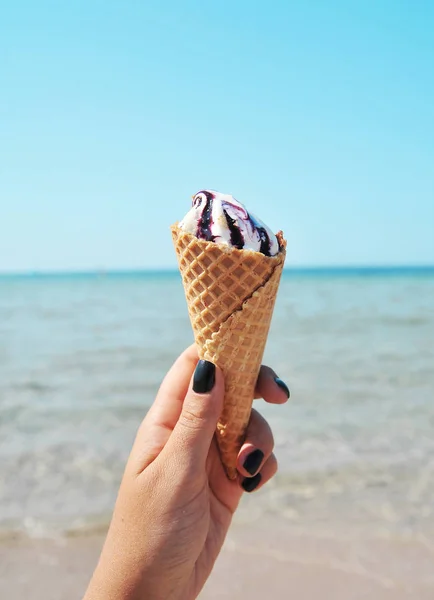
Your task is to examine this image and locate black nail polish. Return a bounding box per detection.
[242,473,262,493]
[243,449,264,475]
[193,360,216,393]
[274,377,290,398]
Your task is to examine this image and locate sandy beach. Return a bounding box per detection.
[1,517,433,600]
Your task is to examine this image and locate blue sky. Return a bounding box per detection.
[1,0,433,271]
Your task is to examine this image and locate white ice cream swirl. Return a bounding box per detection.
[179,190,280,257]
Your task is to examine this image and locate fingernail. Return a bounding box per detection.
[242,473,262,493]
[193,360,216,393]
[243,449,264,475]
[274,377,290,398]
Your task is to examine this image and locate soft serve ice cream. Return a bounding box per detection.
[179,190,280,257]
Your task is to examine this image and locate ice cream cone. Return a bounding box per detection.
[171,224,286,479]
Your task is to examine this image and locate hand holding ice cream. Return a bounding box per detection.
[84,346,289,600]
[83,194,288,600]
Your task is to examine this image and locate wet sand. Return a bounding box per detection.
[1,518,433,600]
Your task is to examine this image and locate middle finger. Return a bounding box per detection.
[254,365,290,404]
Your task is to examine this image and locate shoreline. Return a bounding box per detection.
[1,517,433,600]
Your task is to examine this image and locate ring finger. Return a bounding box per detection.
[236,408,274,478]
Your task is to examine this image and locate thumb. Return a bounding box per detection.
[164,360,224,469]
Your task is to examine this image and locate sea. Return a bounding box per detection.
[1,268,433,542]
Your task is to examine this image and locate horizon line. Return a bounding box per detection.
[1,264,434,278]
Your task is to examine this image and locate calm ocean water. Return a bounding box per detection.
[1,268,433,541]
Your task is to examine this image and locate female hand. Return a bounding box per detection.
[84,344,289,600]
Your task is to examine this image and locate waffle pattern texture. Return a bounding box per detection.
[171,225,286,479]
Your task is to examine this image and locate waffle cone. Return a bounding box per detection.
[171,224,286,479]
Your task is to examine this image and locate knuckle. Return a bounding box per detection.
[248,412,274,449]
[268,455,278,478]
[178,404,207,432]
